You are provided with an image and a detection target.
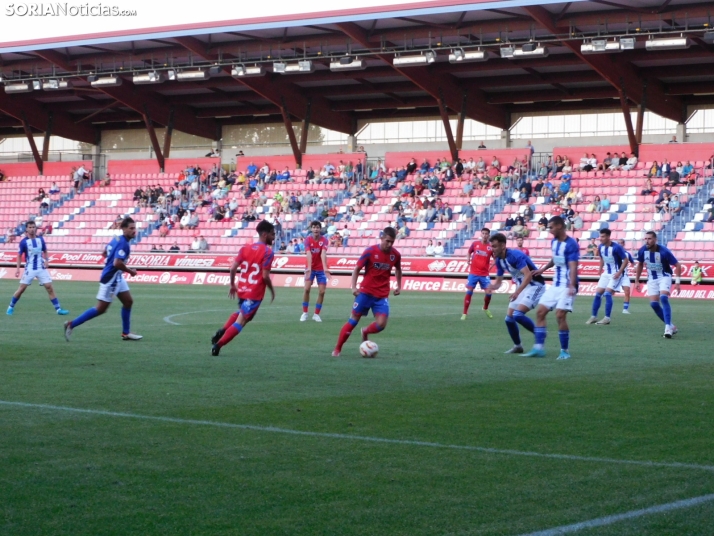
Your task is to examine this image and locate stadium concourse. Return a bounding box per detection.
[1,142,712,269]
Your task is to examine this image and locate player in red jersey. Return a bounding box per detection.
[332,227,402,357]
[301,221,331,322]
[211,220,276,356]
[462,227,494,320]
[516,236,530,257]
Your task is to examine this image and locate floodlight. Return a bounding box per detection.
[4,82,33,93]
[645,37,690,51]
[231,64,265,77]
[42,79,72,90]
[275,61,314,74]
[619,37,636,50]
[176,69,210,81]
[500,46,515,58]
[393,50,436,66]
[90,76,122,87]
[448,48,488,63]
[330,57,367,71]
[132,71,164,84]
[167,70,177,81]
[208,65,222,76]
[581,39,622,54]
[511,45,549,58]
[32,80,42,90]
[272,62,287,73]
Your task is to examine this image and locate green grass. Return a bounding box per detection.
[1,280,713,535]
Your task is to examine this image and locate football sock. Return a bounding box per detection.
[660,295,672,325]
[217,322,242,347]
[222,312,239,331]
[302,302,309,314]
[9,296,19,307]
[335,318,358,351]
[534,326,547,349]
[50,297,61,311]
[505,315,520,345]
[121,307,131,334]
[558,330,570,351]
[623,301,630,310]
[363,322,384,335]
[483,294,492,310]
[315,303,322,314]
[650,301,665,323]
[463,290,473,314]
[71,307,99,328]
[513,310,535,332]
[591,293,602,316]
[604,291,613,317]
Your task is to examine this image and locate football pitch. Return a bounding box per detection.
[1,280,713,535]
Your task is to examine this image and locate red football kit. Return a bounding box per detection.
[305,235,328,271]
[357,244,401,298]
[517,246,531,257]
[467,241,492,276]
[235,242,274,301]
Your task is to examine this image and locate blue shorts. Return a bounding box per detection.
[238,299,262,321]
[352,293,389,317]
[309,270,327,285]
[467,274,491,291]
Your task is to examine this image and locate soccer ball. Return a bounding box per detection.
[359,341,379,358]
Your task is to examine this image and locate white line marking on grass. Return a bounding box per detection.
[163,309,228,325]
[519,493,714,535]
[1,400,714,473]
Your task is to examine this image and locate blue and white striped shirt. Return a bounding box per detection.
[598,243,627,275]
[637,245,677,280]
[18,237,46,271]
[495,249,545,287]
[551,237,580,288]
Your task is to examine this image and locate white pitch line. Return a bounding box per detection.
[519,493,714,536]
[1,400,713,473]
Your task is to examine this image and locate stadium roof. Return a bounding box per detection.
[0,0,712,148]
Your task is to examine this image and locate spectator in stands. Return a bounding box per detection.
[478,141,487,149]
[397,222,410,240]
[277,167,292,182]
[443,166,455,182]
[433,178,446,197]
[32,188,47,202]
[406,158,417,175]
[669,135,678,143]
[558,175,571,198]
[571,212,584,231]
[434,241,445,256]
[669,195,681,214]
[525,140,535,166]
[511,218,527,238]
[641,178,655,196]
[246,162,258,177]
[474,157,486,174]
[664,167,680,188]
[462,179,474,197]
[440,203,453,222]
[425,240,435,256]
[0,169,5,181]
[515,236,530,256]
[621,152,638,171]
[660,159,671,177]
[656,192,671,213]
[537,214,549,231]
[682,160,695,182]
[419,158,430,174]
[213,204,227,222]
[461,203,475,225]
[561,158,573,174]
[598,195,611,213]
[578,152,590,171]
[503,214,517,231]
[646,161,661,178]
[523,204,534,222]
[585,239,598,258]
[691,261,703,285]
[596,153,612,172]
[169,242,180,252]
[186,212,199,229]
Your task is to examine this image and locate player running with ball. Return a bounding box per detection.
[332,227,402,357]
[7,220,69,316]
[211,220,276,356]
[488,233,546,354]
[301,221,330,322]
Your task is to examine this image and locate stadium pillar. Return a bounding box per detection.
[281,99,302,168]
[21,116,43,175]
[676,122,687,142]
[163,108,175,159]
[299,100,312,156]
[455,92,467,151]
[501,129,511,148]
[142,111,165,172]
[42,112,53,162]
[635,83,647,145]
[619,90,638,156]
[437,96,459,162]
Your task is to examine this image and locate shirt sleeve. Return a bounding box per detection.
[394,251,402,270]
[511,251,527,271]
[18,239,27,256]
[357,248,371,269]
[565,239,580,262]
[637,247,645,263]
[495,260,505,277]
[262,248,274,269]
[664,249,678,266]
[41,237,47,252]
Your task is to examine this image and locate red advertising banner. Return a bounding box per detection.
[1,267,712,299]
[1,250,711,280]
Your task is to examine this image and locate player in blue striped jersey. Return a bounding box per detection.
[585,228,629,325]
[635,231,681,338]
[64,217,143,341]
[7,220,68,316]
[617,239,634,313]
[522,216,579,360]
[488,233,546,354]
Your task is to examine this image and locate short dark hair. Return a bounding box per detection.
[645,231,657,239]
[481,227,490,233]
[382,226,397,239]
[120,217,135,228]
[310,220,321,228]
[25,220,36,227]
[599,228,612,236]
[489,233,507,245]
[548,216,565,227]
[256,220,275,235]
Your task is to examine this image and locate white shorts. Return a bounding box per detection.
[597,273,628,292]
[538,284,575,312]
[20,268,52,286]
[96,274,130,302]
[647,276,671,296]
[511,283,546,311]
